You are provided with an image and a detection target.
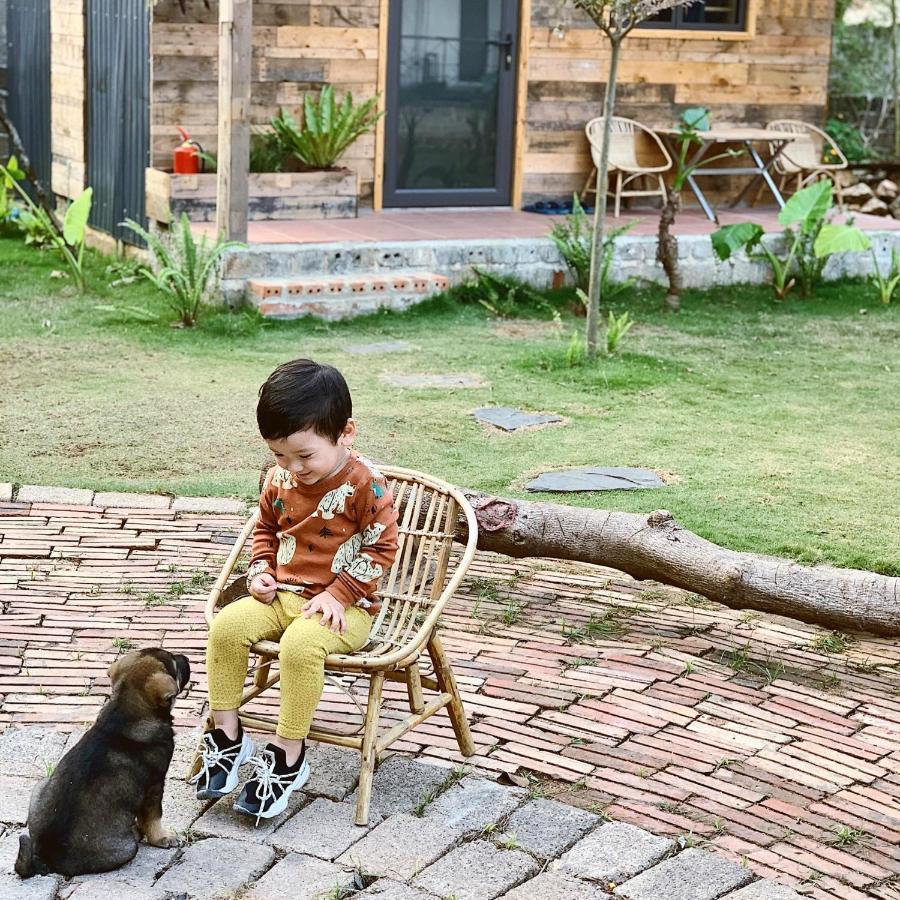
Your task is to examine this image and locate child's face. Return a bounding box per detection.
[266,421,355,486]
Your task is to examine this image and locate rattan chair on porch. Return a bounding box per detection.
[581,116,673,216]
[188,465,478,825]
[767,119,849,206]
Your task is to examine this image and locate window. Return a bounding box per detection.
[641,0,747,31]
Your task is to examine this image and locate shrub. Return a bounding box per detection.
[271,86,382,169]
[825,118,869,164]
[123,214,244,327]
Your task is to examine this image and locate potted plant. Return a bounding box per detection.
[146,85,380,225]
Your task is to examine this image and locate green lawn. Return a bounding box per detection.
[1,235,898,575]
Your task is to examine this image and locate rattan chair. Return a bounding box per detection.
[187,465,478,825]
[581,116,673,216]
[767,119,849,206]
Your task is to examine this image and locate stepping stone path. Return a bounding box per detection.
[0,730,804,900]
[380,373,486,389]
[346,341,412,355]
[526,465,667,492]
[473,407,563,431]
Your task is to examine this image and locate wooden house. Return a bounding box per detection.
[4,0,835,243]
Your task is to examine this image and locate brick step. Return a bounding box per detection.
[247,271,450,320]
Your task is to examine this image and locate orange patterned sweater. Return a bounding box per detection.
[247,453,399,610]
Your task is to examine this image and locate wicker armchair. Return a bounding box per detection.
[188,465,478,825]
[766,120,849,206]
[581,116,673,216]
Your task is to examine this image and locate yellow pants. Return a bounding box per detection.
[207,591,372,740]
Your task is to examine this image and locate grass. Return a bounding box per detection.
[1,236,899,574]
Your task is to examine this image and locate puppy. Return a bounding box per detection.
[15,648,191,878]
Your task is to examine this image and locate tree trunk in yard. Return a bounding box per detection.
[657,186,682,312]
[253,462,900,636]
[459,492,900,637]
[586,37,622,359]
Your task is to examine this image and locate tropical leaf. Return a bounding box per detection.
[63,188,93,246]
[681,106,710,132]
[778,180,832,229]
[711,222,764,260]
[813,223,871,258]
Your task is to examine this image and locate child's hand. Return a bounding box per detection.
[249,573,277,604]
[302,591,347,634]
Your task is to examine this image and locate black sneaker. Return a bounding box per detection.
[233,742,309,825]
[190,725,255,800]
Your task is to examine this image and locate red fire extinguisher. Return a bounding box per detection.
[173,127,204,175]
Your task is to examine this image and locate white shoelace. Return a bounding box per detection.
[190,732,243,792]
[243,748,301,826]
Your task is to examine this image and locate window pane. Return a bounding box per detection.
[645,9,674,24]
[683,0,742,26]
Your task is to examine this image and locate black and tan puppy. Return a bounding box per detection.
[15,648,191,878]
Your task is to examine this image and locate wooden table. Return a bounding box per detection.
[656,127,800,222]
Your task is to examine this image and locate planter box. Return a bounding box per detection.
[145,167,358,224]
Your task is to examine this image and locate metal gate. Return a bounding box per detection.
[86,0,149,243]
[6,0,52,189]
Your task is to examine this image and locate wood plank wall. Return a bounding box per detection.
[523,0,836,204]
[151,0,379,201]
[50,0,86,199]
[149,0,834,209]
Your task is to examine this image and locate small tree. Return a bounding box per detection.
[572,0,697,358]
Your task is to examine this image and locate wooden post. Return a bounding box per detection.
[216,0,252,241]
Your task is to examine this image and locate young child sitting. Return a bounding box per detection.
[192,358,399,821]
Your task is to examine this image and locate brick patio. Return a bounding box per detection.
[2,488,899,899]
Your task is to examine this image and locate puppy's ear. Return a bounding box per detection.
[146,671,179,708]
[107,650,139,687]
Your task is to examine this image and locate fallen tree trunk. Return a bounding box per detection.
[459,493,900,637]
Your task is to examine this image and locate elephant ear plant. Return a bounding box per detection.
[711,180,871,300]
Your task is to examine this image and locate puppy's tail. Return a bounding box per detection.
[14,834,36,879]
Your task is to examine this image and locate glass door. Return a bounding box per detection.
[383,0,519,207]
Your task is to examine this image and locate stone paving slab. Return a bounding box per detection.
[616,847,754,899]
[357,879,438,899]
[345,755,453,818]
[380,373,487,389]
[415,840,538,900]
[724,882,806,900]
[171,496,245,514]
[500,871,609,900]
[64,847,176,891]
[192,788,308,841]
[63,882,164,900]
[153,837,275,899]
[526,466,666,492]
[0,776,36,825]
[91,492,171,510]
[501,797,600,858]
[15,486,94,505]
[556,821,674,884]
[304,742,361,801]
[0,484,12,503]
[4,492,900,899]
[267,797,382,860]
[472,407,563,432]
[346,341,413,355]
[0,872,62,900]
[337,813,466,880]
[243,853,357,900]
[422,776,525,833]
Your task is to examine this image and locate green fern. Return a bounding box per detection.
[123,214,244,326]
[272,86,382,169]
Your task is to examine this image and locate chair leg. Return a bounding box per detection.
[186,710,215,782]
[580,166,597,202]
[427,633,475,757]
[255,653,275,688]
[615,172,622,218]
[406,662,425,714]
[355,670,385,826]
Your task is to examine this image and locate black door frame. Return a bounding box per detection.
[382,0,519,208]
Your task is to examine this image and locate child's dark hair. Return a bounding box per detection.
[257,359,352,442]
